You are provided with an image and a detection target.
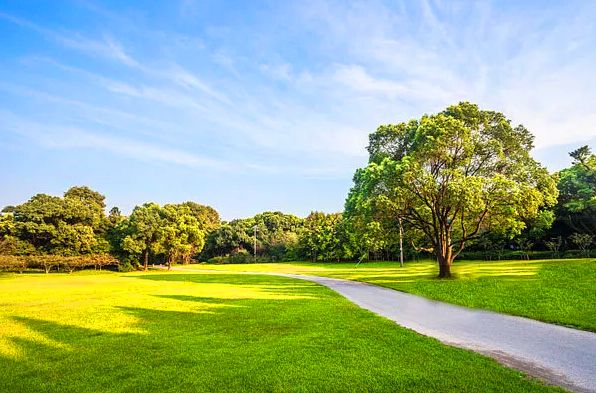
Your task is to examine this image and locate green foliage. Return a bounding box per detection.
[120,203,163,269]
[8,187,109,256]
[179,201,221,232]
[346,102,558,277]
[202,220,252,258]
[299,212,344,261]
[569,233,593,256]
[0,187,219,272]
[0,235,36,256]
[160,204,205,266]
[201,211,303,261]
[200,211,362,263]
[555,145,596,235]
[117,202,213,269]
[4,139,595,271]
[208,249,255,264]
[0,213,15,236]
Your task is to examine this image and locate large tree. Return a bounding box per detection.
[346,102,557,277]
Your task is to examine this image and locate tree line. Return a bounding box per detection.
[1,103,594,275]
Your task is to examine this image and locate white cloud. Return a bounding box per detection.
[3,1,595,179]
[0,110,226,169]
[289,1,596,150]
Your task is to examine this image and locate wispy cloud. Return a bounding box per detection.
[2,1,595,216]
[0,11,137,66]
[0,110,227,169]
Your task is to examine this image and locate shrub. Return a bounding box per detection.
[0,254,119,273]
[0,255,28,273]
[206,249,274,264]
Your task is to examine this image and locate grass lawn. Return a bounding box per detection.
[0,271,562,392]
[177,258,596,331]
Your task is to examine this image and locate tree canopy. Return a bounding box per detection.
[7,188,110,256]
[346,102,558,277]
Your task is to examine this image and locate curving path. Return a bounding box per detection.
[165,267,596,392]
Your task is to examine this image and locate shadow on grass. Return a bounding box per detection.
[136,273,324,300]
[1,294,328,392]
[0,272,563,393]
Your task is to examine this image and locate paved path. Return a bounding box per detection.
[163,267,596,392]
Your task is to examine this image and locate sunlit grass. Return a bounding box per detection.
[0,271,562,392]
[179,258,596,331]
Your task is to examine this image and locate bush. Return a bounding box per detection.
[457,249,595,261]
[206,249,274,264]
[0,255,28,273]
[0,254,120,273]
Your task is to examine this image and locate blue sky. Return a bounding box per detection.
[1,0,595,219]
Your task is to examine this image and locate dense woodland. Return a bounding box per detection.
[1,103,594,273]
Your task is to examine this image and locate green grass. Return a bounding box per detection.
[177,258,596,331]
[0,271,562,392]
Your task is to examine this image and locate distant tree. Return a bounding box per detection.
[250,212,302,259]
[555,145,596,235]
[346,102,558,277]
[160,204,205,268]
[1,205,16,213]
[299,212,343,261]
[569,233,593,257]
[120,203,164,271]
[570,145,592,167]
[202,221,249,258]
[10,187,109,255]
[199,212,303,261]
[108,207,124,224]
[0,211,14,237]
[64,186,106,210]
[179,201,221,232]
[544,236,562,257]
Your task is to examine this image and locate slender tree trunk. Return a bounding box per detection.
[143,249,149,272]
[398,218,404,268]
[436,232,453,278]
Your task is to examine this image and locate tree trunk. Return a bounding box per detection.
[436,234,453,278]
[143,249,149,271]
[398,218,404,268]
[438,255,452,278]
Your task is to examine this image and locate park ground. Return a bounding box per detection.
[1,258,593,392]
[177,258,596,332]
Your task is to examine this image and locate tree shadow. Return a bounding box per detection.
[0,274,338,392]
[1,293,328,392]
[136,273,323,300]
[0,273,561,393]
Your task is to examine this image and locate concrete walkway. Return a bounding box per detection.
[162,267,596,392]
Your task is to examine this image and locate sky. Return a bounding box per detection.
[1,0,595,220]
